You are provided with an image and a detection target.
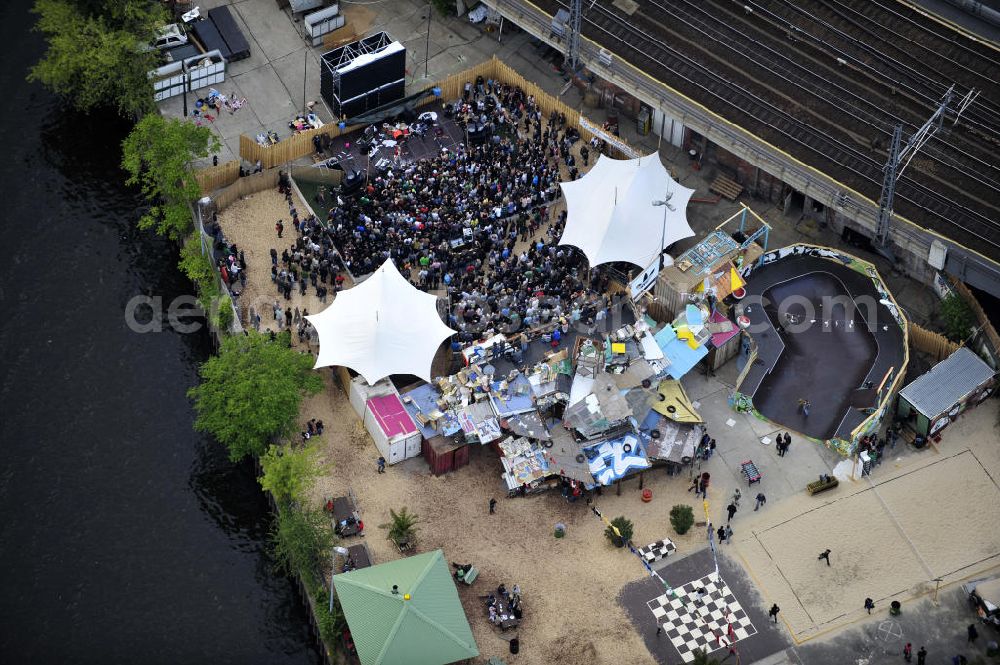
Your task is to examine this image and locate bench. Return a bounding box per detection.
[710,175,744,201]
[455,565,479,585]
[807,477,839,495]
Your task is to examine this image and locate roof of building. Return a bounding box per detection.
[899,347,995,418]
[333,549,479,665]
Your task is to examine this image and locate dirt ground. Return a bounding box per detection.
[731,404,1000,641]
[299,372,723,665]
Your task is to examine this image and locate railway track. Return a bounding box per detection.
[644,0,1000,213]
[745,0,1000,147]
[530,0,1000,257]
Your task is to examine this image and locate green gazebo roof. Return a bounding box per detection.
[333,549,479,665]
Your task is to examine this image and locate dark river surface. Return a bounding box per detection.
[0,3,322,663]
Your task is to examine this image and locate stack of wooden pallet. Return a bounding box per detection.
[710,174,744,201]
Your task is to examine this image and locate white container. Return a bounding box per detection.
[304,5,344,47]
[363,393,422,465]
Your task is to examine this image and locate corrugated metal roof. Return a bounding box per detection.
[899,347,995,418]
[333,549,479,665]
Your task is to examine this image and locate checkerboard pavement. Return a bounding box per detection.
[646,572,756,663]
[638,538,677,564]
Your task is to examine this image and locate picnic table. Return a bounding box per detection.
[482,595,521,631]
[343,543,372,572]
[740,459,762,486]
[331,495,364,537]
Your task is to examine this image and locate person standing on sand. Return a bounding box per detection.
[768,604,780,623]
[818,549,831,566]
[903,642,912,662]
[489,498,497,514]
[865,597,875,614]
[376,456,386,474]
[968,623,978,644]
[276,219,284,238]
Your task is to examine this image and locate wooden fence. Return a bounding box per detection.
[213,169,281,211]
[237,55,639,169]
[909,322,961,362]
[950,277,1000,360]
[194,160,240,194]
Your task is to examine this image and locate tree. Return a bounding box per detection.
[271,506,335,587]
[670,504,695,535]
[178,235,233,330]
[28,0,167,118]
[188,332,324,461]
[940,292,976,343]
[259,443,325,508]
[379,507,420,547]
[122,114,220,239]
[604,516,634,548]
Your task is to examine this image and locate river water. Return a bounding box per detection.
[0,3,321,663]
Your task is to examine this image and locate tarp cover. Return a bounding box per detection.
[558,153,695,268]
[308,259,456,383]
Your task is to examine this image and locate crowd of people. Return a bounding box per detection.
[259,80,615,341]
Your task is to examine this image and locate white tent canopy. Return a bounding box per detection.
[307,259,456,384]
[558,153,696,268]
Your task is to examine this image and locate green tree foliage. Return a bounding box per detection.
[28,0,167,118]
[259,443,325,508]
[940,292,976,342]
[670,504,695,535]
[188,332,323,461]
[122,114,219,239]
[604,515,634,547]
[271,506,334,588]
[178,236,233,330]
[379,507,420,546]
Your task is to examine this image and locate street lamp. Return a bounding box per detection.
[651,189,676,271]
[330,546,350,612]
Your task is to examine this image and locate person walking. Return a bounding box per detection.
[717,525,726,543]
[768,603,780,623]
[903,642,912,662]
[864,597,875,614]
[776,437,786,457]
[489,498,497,514]
[784,432,792,452]
[726,503,737,523]
[818,549,832,566]
[755,492,767,511]
[725,524,733,543]
[731,488,742,508]
[376,456,386,473]
[967,623,978,644]
[917,646,926,665]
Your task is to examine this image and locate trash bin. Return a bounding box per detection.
[509,637,520,654]
[889,600,901,616]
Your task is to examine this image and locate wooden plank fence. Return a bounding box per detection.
[950,277,1000,359]
[194,159,240,194]
[909,323,961,363]
[212,169,281,211]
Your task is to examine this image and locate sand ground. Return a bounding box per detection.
[215,121,1000,662]
[731,404,1000,641]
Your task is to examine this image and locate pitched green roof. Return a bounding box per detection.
[333,549,479,665]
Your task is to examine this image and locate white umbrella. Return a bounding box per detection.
[307,259,456,383]
[558,153,696,268]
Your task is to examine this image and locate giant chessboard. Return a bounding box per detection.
[646,572,756,662]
